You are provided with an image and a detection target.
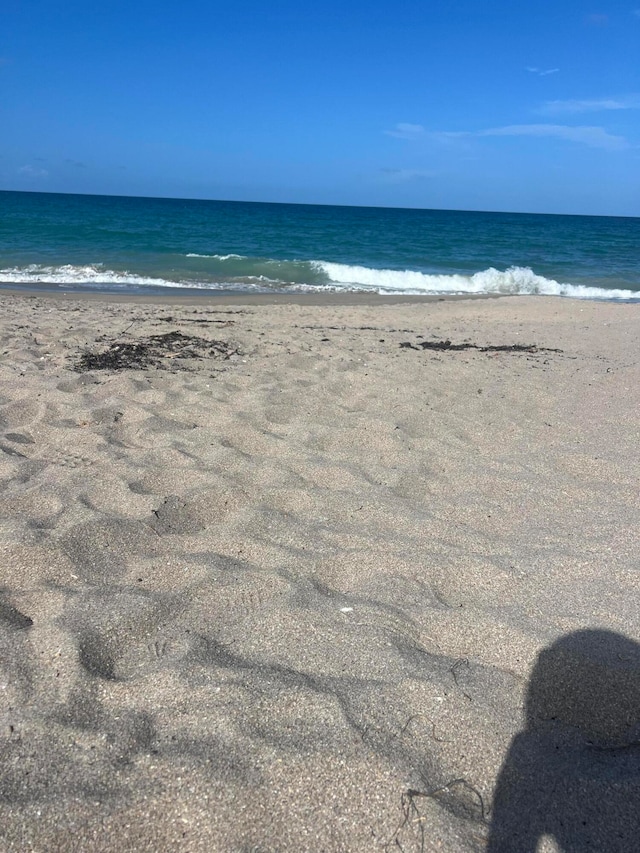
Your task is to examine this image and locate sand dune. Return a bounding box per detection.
[0,292,638,851]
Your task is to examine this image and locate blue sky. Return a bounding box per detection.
[1,0,639,215]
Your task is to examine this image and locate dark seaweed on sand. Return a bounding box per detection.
[73,331,240,372]
[400,339,563,354]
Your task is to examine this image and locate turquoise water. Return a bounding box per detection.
[1,190,639,299]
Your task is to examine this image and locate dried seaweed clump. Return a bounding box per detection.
[74,331,240,372]
[400,339,562,354]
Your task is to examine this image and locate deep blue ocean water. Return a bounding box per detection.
[1,191,639,300]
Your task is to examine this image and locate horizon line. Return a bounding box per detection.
[1,187,637,221]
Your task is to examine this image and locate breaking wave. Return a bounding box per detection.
[1,260,638,301]
[313,262,640,299]
[0,264,172,288]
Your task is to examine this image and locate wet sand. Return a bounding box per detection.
[0,291,638,851]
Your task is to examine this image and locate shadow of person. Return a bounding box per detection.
[488,629,640,852]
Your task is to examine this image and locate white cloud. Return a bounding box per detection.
[380,168,436,182]
[541,95,640,114]
[526,67,559,77]
[18,164,48,178]
[384,124,469,145]
[480,124,629,150]
[385,123,426,140]
[427,130,470,143]
[386,116,630,151]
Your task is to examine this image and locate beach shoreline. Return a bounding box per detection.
[0,291,638,851]
[0,283,503,306]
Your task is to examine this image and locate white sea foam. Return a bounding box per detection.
[185,253,244,260]
[0,264,177,287]
[0,263,274,292]
[1,262,637,301]
[314,262,640,300]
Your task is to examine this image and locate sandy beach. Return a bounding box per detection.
[0,290,638,852]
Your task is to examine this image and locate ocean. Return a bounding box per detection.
[1,190,639,300]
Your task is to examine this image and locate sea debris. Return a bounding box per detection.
[73,330,240,372]
[400,339,562,354]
